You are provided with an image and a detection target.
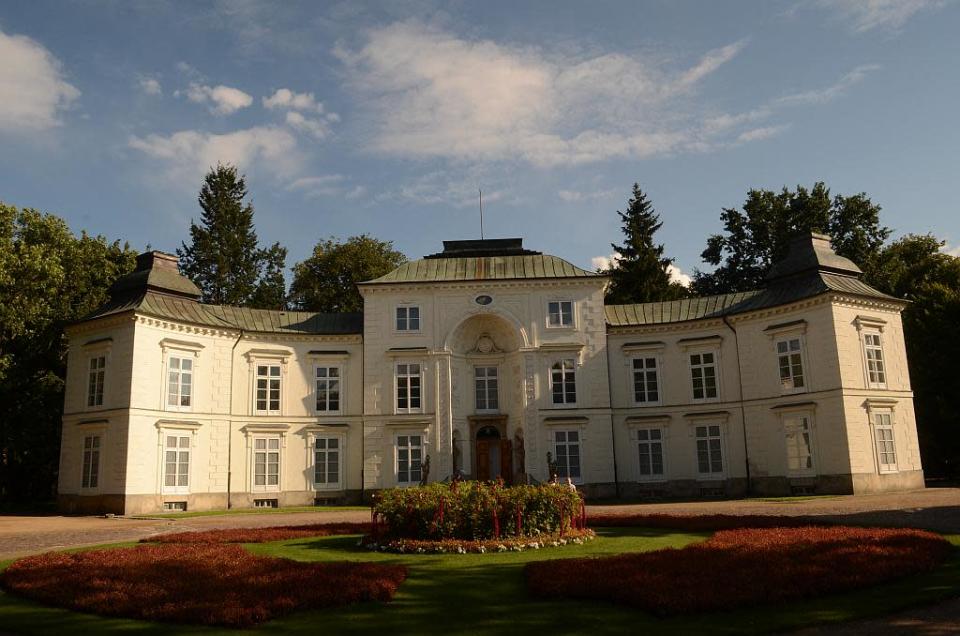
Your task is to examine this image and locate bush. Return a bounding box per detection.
[1,543,407,627]
[526,526,953,615]
[373,482,584,541]
[148,521,371,544]
[586,512,818,531]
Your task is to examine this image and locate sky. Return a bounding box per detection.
[1,0,959,283]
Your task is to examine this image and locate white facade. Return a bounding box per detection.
[58,236,923,514]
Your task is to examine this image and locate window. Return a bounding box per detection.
[315,366,341,413]
[551,359,577,405]
[547,301,574,328]
[695,425,723,475]
[632,357,660,404]
[395,363,422,413]
[553,430,582,480]
[777,338,805,391]
[863,333,887,388]
[255,364,281,414]
[253,437,281,490]
[475,366,499,411]
[689,352,718,400]
[396,305,421,332]
[163,434,190,492]
[396,434,423,485]
[636,428,664,479]
[313,436,342,489]
[81,435,101,488]
[87,356,105,407]
[166,356,193,410]
[783,415,814,474]
[874,413,897,472]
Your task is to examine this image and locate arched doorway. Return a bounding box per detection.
[474,422,513,482]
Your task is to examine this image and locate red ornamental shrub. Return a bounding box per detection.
[526,526,953,615]
[148,521,371,544]
[1,543,407,628]
[587,512,818,531]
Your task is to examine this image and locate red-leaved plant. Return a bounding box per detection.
[147,521,371,544]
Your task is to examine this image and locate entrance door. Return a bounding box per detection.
[475,426,513,483]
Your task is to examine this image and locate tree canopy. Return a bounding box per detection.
[177,164,288,308]
[604,183,687,304]
[693,182,890,295]
[289,235,407,313]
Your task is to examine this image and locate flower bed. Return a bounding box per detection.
[525,526,952,615]
[363,528,595,554]
[147,521,371,544]
[1,543,407,628]
[373,481,585,541]
[586,512,818,531]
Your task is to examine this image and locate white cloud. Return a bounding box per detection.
[0,28,80,132]
[128,126,299,184]
[776,64,881,106]
[285,111,333,140]
[138,76,162,96]
[735,125,790,144]
[287,174,345,197]
[590,253,692,287]
[944,244,960,257]
[591,254,617,271]
[184,82,253,115]
[382,170,506,208]
[263,88,324,112]
[336,22,757,166]
[817,0,948,32]
[558,188,619,202]
[262,88,339,140]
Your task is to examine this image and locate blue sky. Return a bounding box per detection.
[1,0,958,282]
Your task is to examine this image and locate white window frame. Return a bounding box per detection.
[694,423,725,478]
[395,304,422,333]
[86,355,106,408]
[395,361,423,414]
[782,412,817,477]
[776,336,808,394]
[252,435,282,492]
[872,411,898,473]
[161,432,192,494]
[633,426,666,482]
[551,428,583,484]
[314,364,343,415]
[165,354,195,412]
[688,349,720,402]
[630,355,662,405]
[311,432,345,490]
[254,362,283,415]
[550,358,578,407]
[395,432,425,486]
[546,300,575,329]
[80,433,102,490]
[474,365,500,413]
[862,331,888,389]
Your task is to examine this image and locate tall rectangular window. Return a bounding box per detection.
[551,359,577,405]
[253,437,281,489]
[396,434,423,485]
[167,356,193,410]
[777,338,805,391]
[255,364,281,414]
[553,430,582,480]
[314,436,341,488]
[87,356,105,407]
[636,428,664,478]
[690,352,718,400]
[864,333,887,388]
[874,413,897,472]
[784,415,814,474]
[396,306,421,332]
[164,435,190,491]
[396,363,422,413]
[695,425,723,475]
[632,357,660,404]
[547,301,574,327]
[474,366,499,411]
[81,435,101,488]
[315,366,341,413]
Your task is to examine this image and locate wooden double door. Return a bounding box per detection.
[471,416,513,484]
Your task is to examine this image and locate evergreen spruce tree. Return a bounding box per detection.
[177,164,288,308]
[605,183,687,304]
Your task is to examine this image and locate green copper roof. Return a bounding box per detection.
[363,254,599,285]
[606,291,762,326]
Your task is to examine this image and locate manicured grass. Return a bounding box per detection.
[131,505,368,519]
[2,529,960,634]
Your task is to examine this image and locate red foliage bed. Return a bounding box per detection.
[586,512,817,531]
[526,526,952,615]
[1,543,406,627]
[148,521,371,544]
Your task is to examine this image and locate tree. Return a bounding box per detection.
[177,164,288,308]
[693,183,890,295]
[604,183,688,304]
[0,203,137,503]
[289,235,406,313]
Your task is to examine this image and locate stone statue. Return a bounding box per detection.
[546,451,558,483]
[419,454,431,486]
[514,430,526,483]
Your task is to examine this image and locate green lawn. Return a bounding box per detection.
[131,505,369,519]
[2,529,960,635]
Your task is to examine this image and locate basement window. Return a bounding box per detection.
[163,501,187,512]
[254,498,279,509]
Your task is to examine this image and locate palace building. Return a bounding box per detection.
[58,234,923,514]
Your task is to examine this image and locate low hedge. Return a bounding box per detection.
[148,522,371,544]
[372,482,585,541]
